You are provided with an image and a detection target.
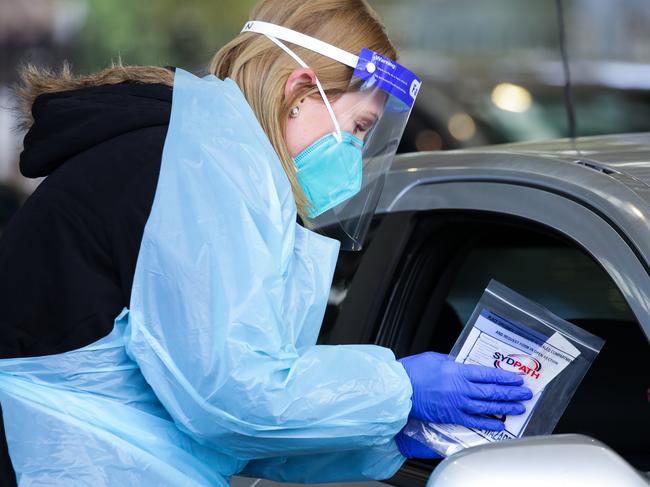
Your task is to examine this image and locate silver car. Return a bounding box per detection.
[239,132,650,486]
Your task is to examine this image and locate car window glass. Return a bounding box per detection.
[318,217,384,343]
[443,229,649,467]
[447,246,635,325]
[376,212,650,473]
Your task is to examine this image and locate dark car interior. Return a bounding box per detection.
[320,210,650,485]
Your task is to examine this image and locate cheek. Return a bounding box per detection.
[285,100,337,158]
[285,118,330,158]
[285,118,310,158]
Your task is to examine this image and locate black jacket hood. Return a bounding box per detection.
[20,82,173,178]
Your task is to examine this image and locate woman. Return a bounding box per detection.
[0,0,531,484]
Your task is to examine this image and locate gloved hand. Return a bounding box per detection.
[395,429,442,459]
[399,352,533,431]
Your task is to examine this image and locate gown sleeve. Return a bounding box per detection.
[123,281,412,461]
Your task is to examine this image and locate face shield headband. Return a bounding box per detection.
[241,20,421,250]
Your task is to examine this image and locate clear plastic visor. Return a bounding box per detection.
[308,51,420,250]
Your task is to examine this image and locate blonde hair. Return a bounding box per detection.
[16,0,396,219]
[211,0,396,218]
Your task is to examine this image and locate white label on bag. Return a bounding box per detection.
[430,309,580,448]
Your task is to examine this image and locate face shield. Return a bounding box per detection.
[242,21,421,250]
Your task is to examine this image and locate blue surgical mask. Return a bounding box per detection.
[294,131,364,218]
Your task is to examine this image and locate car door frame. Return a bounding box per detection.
[379,178,650,343]
[353,179,650,487]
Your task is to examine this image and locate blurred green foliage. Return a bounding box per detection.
[74,0,258,72]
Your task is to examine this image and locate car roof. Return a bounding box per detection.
[387,132,650,206]
[474,132,650,179]
[383,131,650,268]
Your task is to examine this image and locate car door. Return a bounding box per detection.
[322,179,650,486]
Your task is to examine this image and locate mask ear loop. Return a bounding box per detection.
[266,35,343,143]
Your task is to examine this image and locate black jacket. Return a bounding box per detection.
[0,80,173,485]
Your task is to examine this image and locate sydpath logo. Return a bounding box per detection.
[493,352,541,379]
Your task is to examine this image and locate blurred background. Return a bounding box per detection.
[1,0,650,226]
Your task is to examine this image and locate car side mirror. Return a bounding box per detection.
[426,434,649,487]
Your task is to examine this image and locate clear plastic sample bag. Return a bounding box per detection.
[403,280,605,456]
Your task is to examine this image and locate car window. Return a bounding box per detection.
[319,217,385,344]
[443,229,649,471]
[447,246,635,325]
[369,211,650,476]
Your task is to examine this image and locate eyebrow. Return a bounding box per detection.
[361,110,379,122]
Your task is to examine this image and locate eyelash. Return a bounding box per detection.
[355,122,369,134]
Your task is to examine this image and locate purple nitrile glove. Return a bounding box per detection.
[395,429,442,459]
[398,352,533,431]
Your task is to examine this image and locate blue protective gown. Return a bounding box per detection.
[0,69,412,485]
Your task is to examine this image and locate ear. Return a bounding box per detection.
[284,68,317,100]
